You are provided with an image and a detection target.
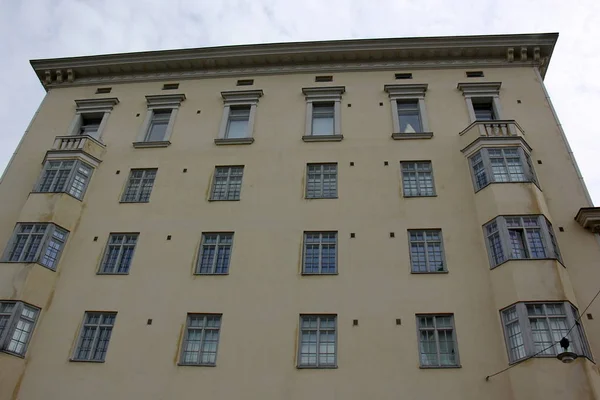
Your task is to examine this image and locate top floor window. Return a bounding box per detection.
[216,90,263,145]
[302,87,345,141]
[472,98,496,120]
[134,94,185,148]
[457,82,502,123]
[145,109,172,142]
[384,84,431,139]
[68,98,119,141]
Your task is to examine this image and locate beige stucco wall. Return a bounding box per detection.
[1,66,600,400]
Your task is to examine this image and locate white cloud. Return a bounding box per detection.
[1,0,599,203]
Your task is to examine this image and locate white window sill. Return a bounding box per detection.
[214,137,254,145]
[132,141,171,148]
[392,132,434,140]
[302,135,343,142]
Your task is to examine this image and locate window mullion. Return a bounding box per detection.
[318,234,323,273]
[18,233,32,262]
[198,321,207,360]
[319,165,324,198]
[497,217,511,260]
[433,317,442,366]
[423,237,431,272]
[35,226,52,262]
[316,317,321,367]
[482,149,494,184]
[88,322,101,360]
[65,162,78,192]
[518,303,534,357]
[212,240,219,274]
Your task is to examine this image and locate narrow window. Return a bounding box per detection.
[180,314,221,365]
[397,100,423,133]
[303,232,337,274]
[79,114,103,138]
[472,98,495,120]
[298,315,337,367]
[408,230,446,273]
[210,166,244,201]
[121,169,157,203]
[417,314,459,367]
[315,76,333,82]
[196,233,233,274]
[501,302,593,363]
[311,102,335,136]
[35,160,93,200]
[162,83,179,90]
[99,234,139,274]
[401,161,435,197]
[72,312,117,362]
[306,163,337,199]
[95,87,112,94]
[1,223,68,270]
[225,106,251,139]
[0,301,40,356]
[236,79,254,86]
[466,71,484,78]
[145,110,172,142]
[395,73,413,79]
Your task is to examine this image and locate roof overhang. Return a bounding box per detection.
[30,33,558,90]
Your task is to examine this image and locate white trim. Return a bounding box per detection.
[384,84,429,133]
[66,98,119,140]
[135,94,185,144]
[217,90,263,141]
[302,86,345,138]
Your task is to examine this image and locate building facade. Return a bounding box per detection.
[1,33,600,399]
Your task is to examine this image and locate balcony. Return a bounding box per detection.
[575,207,600,233]
[459,120,528,155]
[47,135,106,164]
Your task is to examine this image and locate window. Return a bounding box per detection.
[501,302,592,363]
[0,301,39,356]
[79,114,103,137]
[466,71,484,78]
[1,223,68,270]
[196,233,233,274]
[225,106,251,139]
[397,100,422,133]
[298,315,337,368]
[180,314,222,366]
[210,166,243,201]
[98,233,138,274]
[236,79,254,86]
[303,232,337,274]
[69,98,119,140]
[408,230,446,273]
[311,103,335,136]
[384,84,430,138]
[469,147,536,191]
[395,73,413,79]
[457,82,502,123]
[216,90,262,144]
[162,83,179,90]
[121,169,157,203]
[95,87,112,94]
[315,75,333,82]
[145,109,172,142]
[306,163,337,199]
[302,86,345,140]
[401,161,436,197]
[484,215,561,268]
[416,314,460,367]
[72,312,117,362]
[34,160,93,200]
[135,94,185,147]
[473,98,496,120]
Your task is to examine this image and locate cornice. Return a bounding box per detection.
[384,84,428,97]
[457,82,502,95]
[30,33,558,90]
[145,93,186,107]
[221,89,264,104]
[74,97,119,111]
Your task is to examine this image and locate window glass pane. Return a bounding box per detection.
[182,315,221,365]
[508,230,527,259]
[470,152,488,190]
[299,315,336,367]
[397,101,422,133]
[402,162,434,197]
[312,103,334,136]
[146,110,171,142]
[74,312,116,361]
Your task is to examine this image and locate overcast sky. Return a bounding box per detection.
[0,0,598,203]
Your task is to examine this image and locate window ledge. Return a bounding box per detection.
[474,180,539,193]
[1,350,25,359]
[132,141,171,148]
[302,135,343,142]
[119,201,150,204]
[392,132,434,140]
[411,271,448,274]
[305,196,338,200]
[491,257,564,270]
[193,273,230,276]
[178,363,217,367]
[30,190,83,202]
[419,365,461,369]
[208,199,241,202]
[297,365,338,369]
[96,272,130,276]
[301,272,339,276]
[214,137,255,145]
[403,194,438,198]
[69,359,105,363]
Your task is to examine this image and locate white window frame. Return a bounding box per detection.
[34,159,93,200]
[483,215,561,268]
[501,302,592,364]
[297,314,337,368]
[0,301,40,357]
[302,86,345,141]
[216,90,263,144]
[469,147,537,191]
[457,82,503,123]
[416,314,460,368]
[67,98,119,141]
[134,94,186,147]
[1,223,69,271]
[384,84,431,138]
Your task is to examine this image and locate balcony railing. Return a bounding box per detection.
[459,120,526,152]
[49,135,106,162]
